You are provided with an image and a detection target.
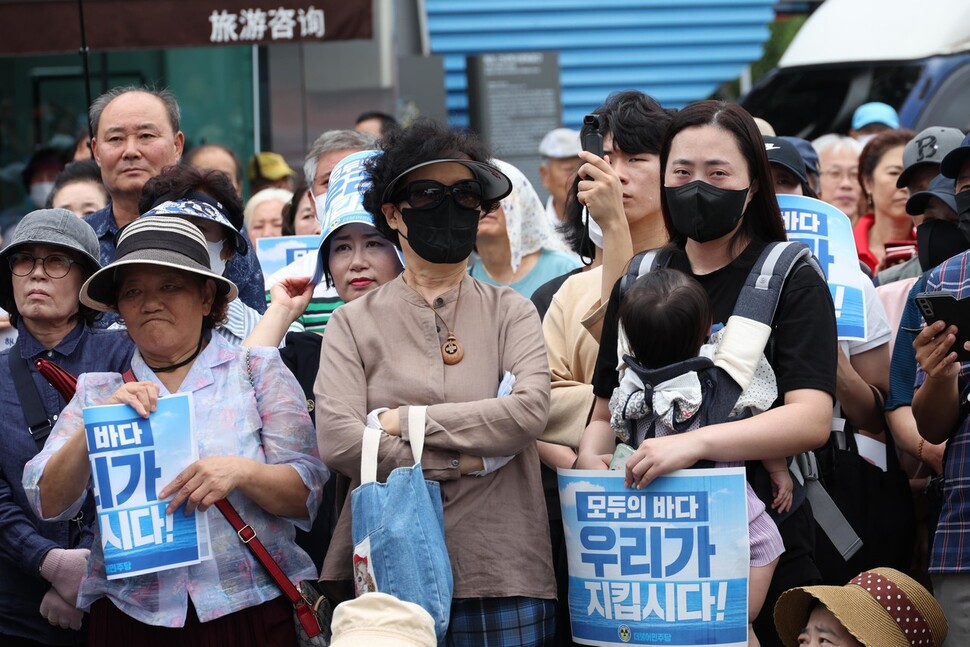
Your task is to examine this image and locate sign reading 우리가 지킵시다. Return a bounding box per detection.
[559,468,749,647]
[83,393,210,580]
[778,194,867,341]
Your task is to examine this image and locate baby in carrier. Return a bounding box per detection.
[608,268,792,647]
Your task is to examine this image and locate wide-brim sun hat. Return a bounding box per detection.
[380,158,512,205]
[330,592,437,647]
[0,208,101,303]
[774,567,947,647]
[80,216,238,312]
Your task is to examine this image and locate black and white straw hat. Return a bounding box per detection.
[79,216,238,312]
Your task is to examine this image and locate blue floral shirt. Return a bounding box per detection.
[23,333,327,626]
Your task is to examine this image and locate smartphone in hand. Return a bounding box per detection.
[915,291,970,362]
[581,114,604,159]
[883,240,917,269]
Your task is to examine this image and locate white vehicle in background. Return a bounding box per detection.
[741,0,970,138]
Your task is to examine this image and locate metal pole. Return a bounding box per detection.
[252,44,261,153]
[76,0,93,139]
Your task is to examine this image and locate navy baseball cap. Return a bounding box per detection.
[906,174,957,216]
[940,132,970,180]
[764,136,809,185]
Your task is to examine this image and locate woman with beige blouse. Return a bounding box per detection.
[314,119,556,646]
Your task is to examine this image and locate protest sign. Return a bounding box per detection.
[256,235,320,281]
[559,468,749,647]
[779,194,867,340]
[83,393,210,580]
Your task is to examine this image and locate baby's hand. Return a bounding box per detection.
[769,467,793,514]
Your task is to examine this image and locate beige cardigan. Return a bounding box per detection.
[315,273,556,599]
[541,266,609,446]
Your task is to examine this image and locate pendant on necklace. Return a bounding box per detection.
[441,333,464,365]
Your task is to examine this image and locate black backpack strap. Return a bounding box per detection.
[8,342,54,449]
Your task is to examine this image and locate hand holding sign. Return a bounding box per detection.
[625,433,703,490]
[160,456,253,515]
[105,381,160,418]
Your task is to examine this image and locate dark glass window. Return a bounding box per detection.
[742,63,923,139]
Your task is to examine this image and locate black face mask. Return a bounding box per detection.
[665,180,750,243]
[957,191,970,245]
[400,198,481,264]
[917,218,970,271]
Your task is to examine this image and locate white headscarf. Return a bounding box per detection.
[491,158,572,272]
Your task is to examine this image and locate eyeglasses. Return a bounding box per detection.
[821,168,858,182]
[396,179,484,211]
[8,253,79,279]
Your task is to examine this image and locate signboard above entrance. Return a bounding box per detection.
[0,0,372,55]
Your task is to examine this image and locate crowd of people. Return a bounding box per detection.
[0,83,968,647]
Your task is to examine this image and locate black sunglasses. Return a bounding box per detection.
[396,179,484,211]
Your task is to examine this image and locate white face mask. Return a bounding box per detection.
[30,181,55,208]
[583,206,604,249]
[312,190,327,229]
[206,240,227,276]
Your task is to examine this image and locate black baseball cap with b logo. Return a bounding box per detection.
[897,126,965,188]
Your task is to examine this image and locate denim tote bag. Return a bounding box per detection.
[351,405,453,643]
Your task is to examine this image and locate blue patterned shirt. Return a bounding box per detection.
[915,250,970,573]
[23,334,327,626]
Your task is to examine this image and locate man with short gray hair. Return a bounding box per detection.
[85,86,266,323]
[303,129,376,217]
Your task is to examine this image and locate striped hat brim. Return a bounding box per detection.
[79,216,238,312]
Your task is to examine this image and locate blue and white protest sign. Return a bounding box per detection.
[256,235,320,280]
[779,194,866,340]
[321,149,377,233]
[83,393,210,580]
[559,468,749,647]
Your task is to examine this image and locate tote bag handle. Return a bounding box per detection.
[361,405,428,484]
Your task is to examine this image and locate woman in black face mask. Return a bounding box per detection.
[584,100,839,647]
[315,118,559,644]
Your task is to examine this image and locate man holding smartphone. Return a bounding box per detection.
[912,132,970,647]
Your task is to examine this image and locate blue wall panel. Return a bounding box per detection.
[425,0,775,128]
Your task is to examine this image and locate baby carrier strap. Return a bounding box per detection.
[715,241,816,390]
[731,240,819,327]
[621,241,816,387]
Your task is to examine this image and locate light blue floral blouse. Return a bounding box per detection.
[23,333,327,627]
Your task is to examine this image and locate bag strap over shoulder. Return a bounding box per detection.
[9,341,55,449]
[360,405,429,485]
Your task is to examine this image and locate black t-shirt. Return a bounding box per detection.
[592,240,838,402]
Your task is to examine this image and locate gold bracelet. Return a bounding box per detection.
[918,437,926,462]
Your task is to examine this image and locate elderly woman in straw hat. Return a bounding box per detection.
[0,209,132,643]
[774,567,948,647]
[22,217,328,646]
